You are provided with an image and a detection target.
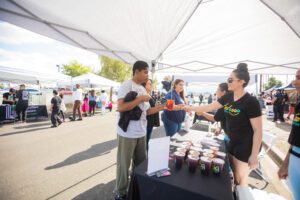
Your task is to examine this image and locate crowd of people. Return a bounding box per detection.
[113,60,300,200]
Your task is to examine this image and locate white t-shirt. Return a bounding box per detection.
[100,93,108,104]
[117,80,150,138]
[73,88,83,101]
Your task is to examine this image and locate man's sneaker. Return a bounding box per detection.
[51,125,57,128]
[77,118,83,121]
[114,194,126,200]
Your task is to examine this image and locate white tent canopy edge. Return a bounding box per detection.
[0,0,299,75]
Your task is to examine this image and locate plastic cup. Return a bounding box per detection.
[210,146,219,154]
[188,150,200,157]
[200,156,212,175]
[202,152,214,159]
[176,147,187,155]
[192,143,202,148]
[216,152,226,160]
[174,151,185,169]
[212,158,225,176]
[166,99,175,111]
[203,149,214,154]
[188,155,199,173]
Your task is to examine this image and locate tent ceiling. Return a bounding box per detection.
[0,0,299,75]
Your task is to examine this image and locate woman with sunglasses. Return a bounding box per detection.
[185,63,262,186]
[278,69,300,200]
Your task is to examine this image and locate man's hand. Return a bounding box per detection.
[139,95,151,102]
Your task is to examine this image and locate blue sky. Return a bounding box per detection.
[0,21,100,74]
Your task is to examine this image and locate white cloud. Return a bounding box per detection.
[0,22,54,45]
[0,22,101,73]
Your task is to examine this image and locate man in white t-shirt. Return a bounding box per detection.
[100,90,108,115]
[114,61,165,200]
[70,84,83,121]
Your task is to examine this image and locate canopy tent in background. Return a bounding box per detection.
[0,66,71,84]
[278,82,295,90]
[57,73,120,89]
[0,0,299,75]
[263,85,281,93]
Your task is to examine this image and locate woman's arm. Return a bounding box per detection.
[278,146,291,179]
[248,116,263,169]
[185,101,223,113]
[197,112,216,122]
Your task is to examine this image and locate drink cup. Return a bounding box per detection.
[212,158,225,176]
[215,152,226,160]
[210,146,219,154]
[203,149,214,154]
[200,156,212,175]
[174,151,185,169]
[166,99,175,111]
[202,152,214,159]
[188,150,200,157]
[188,155,199,173]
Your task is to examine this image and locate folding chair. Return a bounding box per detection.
[252,131,278,189]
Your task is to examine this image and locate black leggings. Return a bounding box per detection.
[58,110,65,120]
[89,101,96,114]
[16,103,28,122]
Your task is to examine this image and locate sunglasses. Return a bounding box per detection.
[227,78,239,83]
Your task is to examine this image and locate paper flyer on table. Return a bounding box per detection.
[147,136,170,175]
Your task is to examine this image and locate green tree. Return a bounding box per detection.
[264,77,282,90]
[62,60,92,77]
[98,56,131,82]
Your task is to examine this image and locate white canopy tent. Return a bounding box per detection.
[0,66,71,84]
[0,0,299,75]
[57,73,120,88]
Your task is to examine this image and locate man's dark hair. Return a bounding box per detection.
[20,84,25,87]
[101,90,105,93]
[9,88,15,93]
[218,83,228,92]
[132,61,149,75]
[53,90,58,95]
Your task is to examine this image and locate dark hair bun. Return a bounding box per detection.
[237,63,248,72]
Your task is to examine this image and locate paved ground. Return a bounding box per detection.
[0,110,293,200]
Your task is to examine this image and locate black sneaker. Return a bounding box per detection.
[77,118,83,121]
[114,194,126,200]
[51,125,57,128]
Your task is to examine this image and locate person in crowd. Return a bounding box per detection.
[287,92,297,120]
[15,84,29,122]
[107,100,113,112]
[100,90,108,115]
[184,63,262,186]
[278,68,300,200]
[88,89,97,116]
[114,61,170,200]
[142,79,164,150]
[50,90,62,128]
[2,88,16,105]
[161,79,187,137]
[70,84,83,121]
[58,93,66,122]
[207,94,213,104]
[272,89,285,122]
[199,93,203,105]
[196,83,229,138]
[257,93,265,110]
[81,94,89,117]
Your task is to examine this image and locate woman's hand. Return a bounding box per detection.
[248,154,259,170]
[277,165,288,179]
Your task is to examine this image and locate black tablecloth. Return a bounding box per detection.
[26,105,48,121]
[127,138,234,200]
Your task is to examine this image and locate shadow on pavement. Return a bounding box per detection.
[0,127,52,137]
[46,163,116,200]
[13,122,51,129]
[45,139,117,170]
[72,179,116,200]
